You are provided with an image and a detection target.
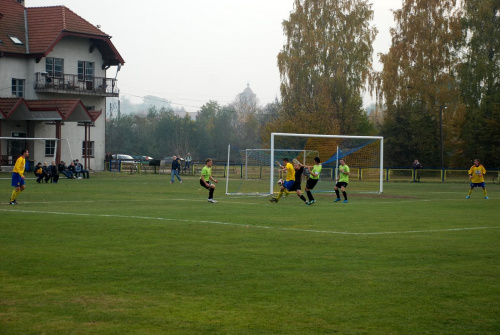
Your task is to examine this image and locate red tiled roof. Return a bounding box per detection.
[0,98,101,122]
[0,1,124,65]
[0,97,29,117]
[0,0,28,54]
[26,6,109,54]
[88,110,102,122]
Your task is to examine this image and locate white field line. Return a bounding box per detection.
[0,197,481,206]
[0,208,498,236]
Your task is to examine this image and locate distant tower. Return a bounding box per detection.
[239,83,256,105]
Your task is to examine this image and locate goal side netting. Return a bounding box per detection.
[225,133,383,195]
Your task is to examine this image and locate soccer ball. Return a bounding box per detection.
[277,179,284,186]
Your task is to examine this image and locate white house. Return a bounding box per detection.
[0,0,124,171]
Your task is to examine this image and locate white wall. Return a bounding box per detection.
[1,35,109,170]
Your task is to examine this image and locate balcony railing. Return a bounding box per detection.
[34,72,119,97]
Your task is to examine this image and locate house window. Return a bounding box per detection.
[78,61,94,81]
[82,141,94,157]
[45,140,56,156]
[12,79,24,97]
[46,57,64,78]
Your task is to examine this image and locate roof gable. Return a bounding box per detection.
[0,98,101,122]
[26,6,108,55]
[0,2,124,65]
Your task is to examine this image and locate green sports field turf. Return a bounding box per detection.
[1,172,498,334]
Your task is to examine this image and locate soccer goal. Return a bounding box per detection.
[225,133,383,195]
[0,137,72,167]
[270,133,384,195]
[225,144,319,195]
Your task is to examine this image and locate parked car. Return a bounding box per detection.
[132,155,154,163]
[112,154,135,160]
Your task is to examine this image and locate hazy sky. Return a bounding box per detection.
[27,0,402,113]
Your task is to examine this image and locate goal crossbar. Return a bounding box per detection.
[0,137,71,164]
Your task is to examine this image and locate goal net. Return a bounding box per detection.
[225,133,383,195]
[0,137,74,175]
[225,145,319,195]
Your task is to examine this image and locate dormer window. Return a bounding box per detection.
[9,36,23,45]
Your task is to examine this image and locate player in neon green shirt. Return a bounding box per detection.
[9,149,29,205]
[466,159,488,199]
[334,159,350,203]
[200,158,219,203]
[305,156,322,205]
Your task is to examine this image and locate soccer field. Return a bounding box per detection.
[1,173,498,334]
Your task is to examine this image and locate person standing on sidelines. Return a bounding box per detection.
[184,152,192,173]
[170,155,182,184]
[305,156,322,205]
[200,158,218,203]
[466,159,488,199]
[334,159,350,203]
[9,149,29,205]
[412,159,422,182]
[270,158,295,203]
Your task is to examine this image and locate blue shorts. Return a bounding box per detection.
[470,182,485,188]
[11,173,25,187]
[283,180,294,190]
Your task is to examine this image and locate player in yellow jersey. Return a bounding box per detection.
[270,158,295,203]
[9,149,29,205]
[466,159,488,199]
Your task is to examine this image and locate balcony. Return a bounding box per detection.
[34,73,119,97]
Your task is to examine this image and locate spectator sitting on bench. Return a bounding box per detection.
[34,162,44,183]
[58,161,73,179]
[75,159,90,179]
[49,161,60,183]
[68,161,77,178]
[75,159,89,179]
[42,161,51,183]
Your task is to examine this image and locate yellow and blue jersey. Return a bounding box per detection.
[285,162,295,182]
[13,156,26,176]
[468,164,486,183]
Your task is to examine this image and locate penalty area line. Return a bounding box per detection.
[0,208,498,236]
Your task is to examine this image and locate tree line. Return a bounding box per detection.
[106,0,499,168]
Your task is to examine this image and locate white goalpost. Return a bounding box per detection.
[270,133,384,194]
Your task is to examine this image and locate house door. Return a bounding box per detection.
[78,61,94,91]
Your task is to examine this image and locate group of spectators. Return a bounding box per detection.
[34,159,89,183]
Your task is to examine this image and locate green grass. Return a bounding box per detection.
[1,172,498,334]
